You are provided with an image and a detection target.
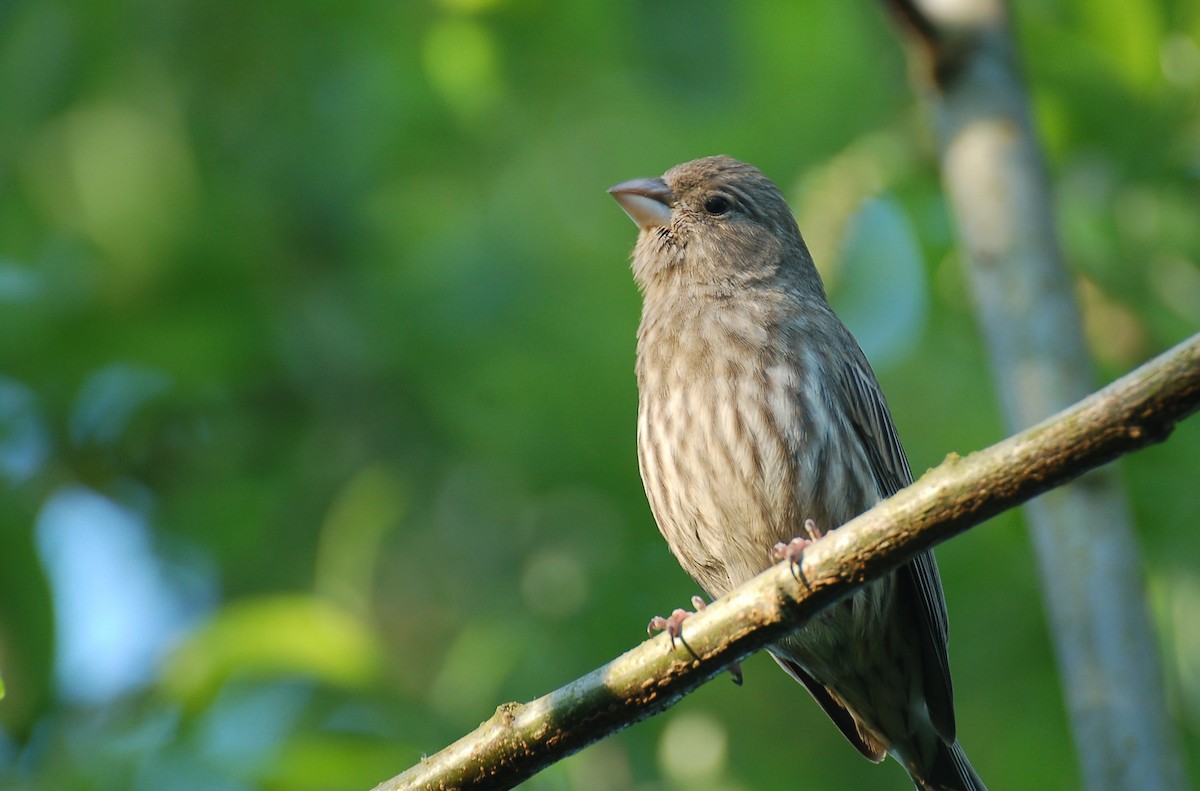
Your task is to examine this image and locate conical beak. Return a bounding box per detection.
[609,177,674,229]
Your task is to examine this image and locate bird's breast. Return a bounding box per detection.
[635,309,815,595]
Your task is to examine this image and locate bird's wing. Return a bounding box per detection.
[840,349,957,741]
[769,652,887,762]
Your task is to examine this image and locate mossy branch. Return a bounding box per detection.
[375,333,1200,791]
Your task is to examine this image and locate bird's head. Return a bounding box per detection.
[609,156,822,299]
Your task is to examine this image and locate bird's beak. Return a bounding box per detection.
[609,177,674,230]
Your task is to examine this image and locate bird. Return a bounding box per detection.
[609,155,985,791]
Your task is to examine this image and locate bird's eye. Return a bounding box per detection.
[703,195,732,215]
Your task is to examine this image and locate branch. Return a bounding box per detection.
[374,333,1200,791]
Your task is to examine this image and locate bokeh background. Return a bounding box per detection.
[2,1,1199,789]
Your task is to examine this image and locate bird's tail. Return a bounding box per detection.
[912,740,986,791]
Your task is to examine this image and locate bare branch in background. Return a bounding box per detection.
[881,1,1188,788]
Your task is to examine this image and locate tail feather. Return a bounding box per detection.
[913,740,986,791]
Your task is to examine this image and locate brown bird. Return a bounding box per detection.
[610,156,984,791]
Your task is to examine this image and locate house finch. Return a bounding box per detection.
[610,156,984,791]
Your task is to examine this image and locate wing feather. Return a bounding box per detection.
[839,346,957,741]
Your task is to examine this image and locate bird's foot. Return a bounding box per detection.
[772,519,825,568]
[647,595,743,684]
[647,595,707,648]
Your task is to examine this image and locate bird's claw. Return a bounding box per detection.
[646,610,690,646]
[647,596,744,684]
[647,595,707,649]
[772,519,825,572]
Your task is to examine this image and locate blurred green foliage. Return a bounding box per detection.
[1,1,1198,789]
